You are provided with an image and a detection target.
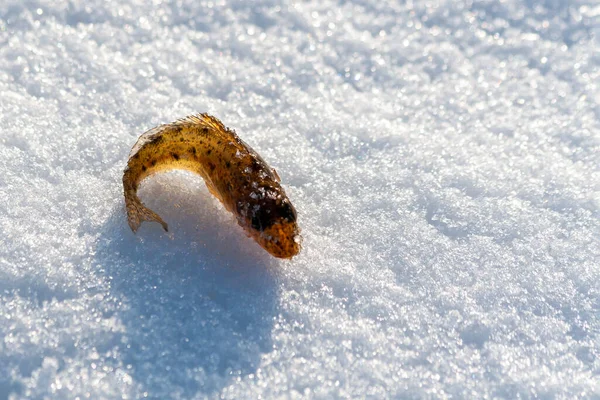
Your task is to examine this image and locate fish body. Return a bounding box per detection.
[123,113,300,259]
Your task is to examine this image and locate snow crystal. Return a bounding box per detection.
[1,0,599,398]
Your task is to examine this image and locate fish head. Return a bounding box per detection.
[239,189,301,258]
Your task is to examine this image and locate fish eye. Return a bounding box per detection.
[250,200,296,231]
[251,207,272,231]
[279,201,297,222]
[251,213,263,231]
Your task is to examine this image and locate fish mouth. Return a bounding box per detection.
[255,221,301,259]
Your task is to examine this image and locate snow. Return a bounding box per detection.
[1,0,599,398]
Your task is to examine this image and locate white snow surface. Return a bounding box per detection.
[1,0,600,398]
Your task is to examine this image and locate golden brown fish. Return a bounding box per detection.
[122,113,301,259]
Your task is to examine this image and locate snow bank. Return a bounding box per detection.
[1,0,599,398]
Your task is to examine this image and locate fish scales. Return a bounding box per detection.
[123,113,301,259]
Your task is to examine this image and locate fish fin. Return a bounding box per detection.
[199,113,229,132]
[272,168,281,182]
[125,195,169,232]
[173,113,230,134]
[128,123,172,159]
[205,181,223,203]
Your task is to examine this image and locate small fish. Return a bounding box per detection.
[123,113,301,259]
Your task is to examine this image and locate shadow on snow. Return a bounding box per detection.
[93,172,281,396]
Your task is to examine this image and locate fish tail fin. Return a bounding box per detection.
[124,189,169,233]
[125,196,169,232]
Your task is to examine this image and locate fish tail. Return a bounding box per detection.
[125,195,169,232]
[123,175,169,232]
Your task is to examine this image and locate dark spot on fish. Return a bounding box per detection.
[150,136,163,145]
[151,160,157,166]
[189,147,196,155]
[203,127,209,134]
[226,161,231,168]
[142,165,147,172]
[172,152,179,160]
[209,162,216,171]
[207,149,212,155]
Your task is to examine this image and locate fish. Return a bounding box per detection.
[122,113,301,259]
